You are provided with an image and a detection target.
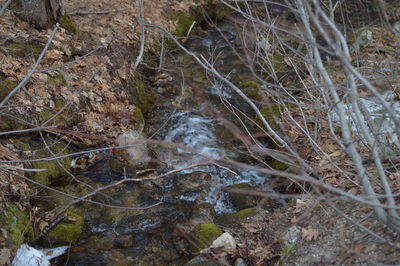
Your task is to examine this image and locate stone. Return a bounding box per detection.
[223,183,260,210]
[116,130,151,167]
[185,255,219,266]
[234,258,247,266]
[217,208,258,227]
[201,232,236,254]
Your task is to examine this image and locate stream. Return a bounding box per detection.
[63,20,273,265]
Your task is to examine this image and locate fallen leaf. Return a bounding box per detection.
[301,226,319,241]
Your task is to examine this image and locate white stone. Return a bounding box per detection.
[201,232,236,254]
[116,130,151,166]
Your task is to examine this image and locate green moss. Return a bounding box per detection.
[168,9,202,39]
[255,104,285,131]
[217,208,258,226]
[12,137,32,151]
[263,53,291,82]
[224,183,257,210]
[133,107,145,131]
[127,77,156,113]
[349,28,373,53]
[60,13,78,34]
[31,141,72,186]
[49,209,84,244]
[287,197,297,205]
[108,158,136,176]
[164,1,234,39]
[242,81,264,102]
[312,204,323,213]
[0,79,18,101]
[1,204,34,247]
[4,42,42,59]
[48,72,67,87]
[195,223,223,250]
[270,159,289,171]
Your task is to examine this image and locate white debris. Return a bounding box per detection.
[12,244,69,266]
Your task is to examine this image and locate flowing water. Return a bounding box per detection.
[64,20,272,265]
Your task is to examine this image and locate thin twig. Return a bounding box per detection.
[0,0,12,17]
[131,0,145,72]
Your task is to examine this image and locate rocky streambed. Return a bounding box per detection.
[4,16,289,265]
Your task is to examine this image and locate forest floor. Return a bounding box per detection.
[1,0,400,265]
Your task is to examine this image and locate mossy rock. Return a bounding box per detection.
[193,223,223,251]
[30,139,72,186]
[223,183,260,210]
[108,158,136,176]
[192,203,216,220]
[349,28,373,53]
[4,41,42,59]
[263,53,291,81]
[1,203,34,247]
[270,159,289,171]
[60,13,78,34]
[255,104,285,130]
[0,78,18,102]
[133,107,145,131]
[242,81,264,102]
[164,1,235,39]
[217,208,258,227]
[127,77,156,113]
[165,8,204,39]
[49,209,84,244]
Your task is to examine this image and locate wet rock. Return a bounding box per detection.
[151,142,181,167]
[113,234,134,248]
[172,171,212,201]
[191,203,216,224]
[217,208,258,227]
[116,129,151,167]
[185,255,219,266]
[223,183,260,210]
[85,234,114,251]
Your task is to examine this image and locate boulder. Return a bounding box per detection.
[116,130,151,167]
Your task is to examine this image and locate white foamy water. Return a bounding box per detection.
[164,111,268,214]
[331,91,400,148]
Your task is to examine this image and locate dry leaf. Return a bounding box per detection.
[301,226,320,241]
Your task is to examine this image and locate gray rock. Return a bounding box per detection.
[185,255,219,266]
[234,258,247,266]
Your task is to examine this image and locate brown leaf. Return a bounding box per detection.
[301,226,319,241]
